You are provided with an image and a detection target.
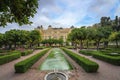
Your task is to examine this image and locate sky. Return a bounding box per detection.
[0,0,120,33]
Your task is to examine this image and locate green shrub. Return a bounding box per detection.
[92,51,120,65]
[0,50,10,53]
[61,48,99,72]
[105,48,120,54]
[21,50,33,56]
[0,52,21,65]
[80,50,120,65]
[0,54,6,56]
[15,48,50,73]
[35,46,46,49]
[79,50,93,56]
[105,53,120,56]
[65,46,75,49]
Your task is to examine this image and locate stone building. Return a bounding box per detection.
[35,25,73,42]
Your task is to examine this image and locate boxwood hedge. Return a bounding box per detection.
[61,48,99,72]
[35,46,46,49]
[15,48,50,73]
[65,46,75,49]
[0,52,21,65]
[80,50,120,65]
[79,50,93,56]
[92,51,120,65]
[21,50,33,56]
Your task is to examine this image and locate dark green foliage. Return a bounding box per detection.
[80,50,120,65]
[0,50,10,53]
[35,46,46,49]
[28,30,41,48]
[41,38,63,46]
[79,50,93,56]
[0,52,21,65]
[0,0,38,27]
[61,48,99,72]
[15,49,50,73]
[92,51,120,65]
[65,46,75,49]
[0,29,41,49]
[105,47,120,54]
[21,50,33,56]
[100,50,120,56]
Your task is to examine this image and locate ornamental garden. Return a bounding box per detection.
[0,16,120,80]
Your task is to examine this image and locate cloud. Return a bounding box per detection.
[32,0,92,28]
[0,0,120,33]
[115,4,120,16]
[88,0,119,17]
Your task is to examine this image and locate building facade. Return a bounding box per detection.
[35,25,73,42]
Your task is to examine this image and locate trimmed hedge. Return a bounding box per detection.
[92,51,120,65]
[65,46,75,49]
[0,52,21,65]
[79,50,93,56]
[35,46,46,49]
[61,48,99,72]
[21,50,33,56]
[15,48,50,73]
[80,50,120,65]
[0,50,10,53]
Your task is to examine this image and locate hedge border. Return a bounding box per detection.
[79,50,93,56]
[0,52,21,65]
[80,50,120,65]
[61,48,99,72]
[15,48,50,73]
[92,51,120,65]
[21,50,33,56]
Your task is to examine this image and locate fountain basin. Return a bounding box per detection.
[44,72,68,80]
[39,48,72,70]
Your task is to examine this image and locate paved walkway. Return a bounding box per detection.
[0,50,43,80]
[0,48,120,80]
[70,49,120,80]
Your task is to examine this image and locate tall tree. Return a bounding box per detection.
[109,31,120,48]
[67,28,79,49]
[0,0,38,27]
[101,27,112,48]
[112,16,120,31]
[100,17,111,27]
[85,27,95,49]
[77,27,87,49]
[67,27,87,49]
[19,30,30,47]
[0,33,3,47]
[28,30,41,48]
[93,27,104,50]
[5,29,21,48]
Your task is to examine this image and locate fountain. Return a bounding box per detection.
[44,68,68,80]
[40,48,70,80]
[39,48,72,70]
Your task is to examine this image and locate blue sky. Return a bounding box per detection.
[0,0,120,33]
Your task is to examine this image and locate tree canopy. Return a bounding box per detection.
[0,0,38,27]
[41,38,64,46]
[0,29,41,49]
